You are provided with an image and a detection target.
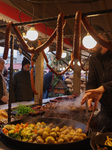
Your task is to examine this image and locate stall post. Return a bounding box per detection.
[34,52,44,104]
[73,59,81,96]
[8,35,14,123]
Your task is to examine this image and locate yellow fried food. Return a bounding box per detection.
[59,134,65,139]
[67,134,73,141]
[60,126,67,132]
[44,127,50,133]
[64,136,69,143]
[80,133,87,138]
[42,131,49,139]
[51,128,57,132]
[28,138,33,143]
[105,136,112,147]
[73,135,83,142]
[75,128,83,133]
[45,136,55,144]
[37,129,44,136]
[58,138,64,144]
[3,121,87,145]
[62,129,69,135]
[37,138,44,144]
[55,126,60,132]
[50,132,57,138]
[57,132,60,136]
[36,136,42,140]
[32,134,37,140]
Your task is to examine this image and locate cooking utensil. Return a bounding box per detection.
[1,117,91,150]
[90,132,112,150]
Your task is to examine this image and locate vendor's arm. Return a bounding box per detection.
[86,56,98,90]
[102,81,112,92]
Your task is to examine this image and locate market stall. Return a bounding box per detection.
[0,2,112,149]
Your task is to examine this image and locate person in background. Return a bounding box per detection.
[64,72,70,80]
[81,25,112,131]
[0,58,9,104]
[3,68,9,90]
[7,67,14,87]
[12,57,33,102]
[43,70,54,99]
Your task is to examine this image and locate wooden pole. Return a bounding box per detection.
[73,59,81,96]
[85,70,89,117]
[34,52,44,104]
[8,35,14,123]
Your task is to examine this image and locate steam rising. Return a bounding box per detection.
[54,93,86,114]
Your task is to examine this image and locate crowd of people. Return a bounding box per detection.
[0,57,34,104]
[0,56,73,103]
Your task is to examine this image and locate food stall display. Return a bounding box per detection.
[2,122,87,144]
[1,7,112,150]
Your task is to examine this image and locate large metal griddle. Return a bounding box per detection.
[1,117,91,150]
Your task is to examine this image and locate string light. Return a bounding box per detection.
[44,47,49,53]
[82,33,97,49]
[26,26,38,41]
[62,51,67,58]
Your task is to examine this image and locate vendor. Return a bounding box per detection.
[0,58,9,104]
[81,25,112,132]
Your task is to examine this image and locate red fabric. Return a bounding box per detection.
[0,1,72,47]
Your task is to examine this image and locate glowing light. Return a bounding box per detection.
[62,52,67,58]
[82,34,97,49]
[26,26,38,41]
[44,47,49,53]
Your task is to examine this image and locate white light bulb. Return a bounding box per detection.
[62,52,67,58]
[44,47,49,53]
[69,61,75,65]
[26,27,38,41]
[77,61,81,66]
[82,35,97,49]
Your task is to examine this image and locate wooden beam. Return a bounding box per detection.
[73,59,81,96]
[34,52,44,104]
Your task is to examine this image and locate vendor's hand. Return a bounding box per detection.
[81,86,105,111]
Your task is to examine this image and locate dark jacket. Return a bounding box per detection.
[87,50,112,113]
[0,75,4,105]
[12,69,33,102]
[43,71,53,92]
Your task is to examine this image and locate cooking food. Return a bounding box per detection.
[3,21,13,59]
[56,13,64,60]
[14,104,35,116]
[105,136,112,147]
[2,122,87,144]
[73,10,81,59]
[0,110,8,124]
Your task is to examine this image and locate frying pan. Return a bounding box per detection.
[90,132,112,150]
[0,117,91,150]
